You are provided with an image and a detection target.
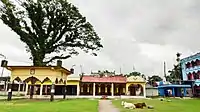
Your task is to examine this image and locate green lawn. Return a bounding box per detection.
[112,98,200,112]
[0,99,98,112]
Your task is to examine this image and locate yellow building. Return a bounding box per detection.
[6,66,71,96]
[5,66,146,98]
[126,76,146,97]
[66,75,80,96]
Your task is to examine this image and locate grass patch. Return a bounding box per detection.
[112,98,200,112]
[0,99,98,112]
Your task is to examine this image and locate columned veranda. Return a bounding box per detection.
[79,82,126,96]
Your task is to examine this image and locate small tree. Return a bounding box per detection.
[0,0,103,66]
[148,75,163,86]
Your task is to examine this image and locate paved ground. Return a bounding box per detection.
[99,100,120,112]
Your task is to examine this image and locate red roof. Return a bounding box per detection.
[81,76,126,83]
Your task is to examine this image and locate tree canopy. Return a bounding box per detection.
[147,75,162,85]
[166,53,182,83]
[126,71,146,79]
[0,0,103,66]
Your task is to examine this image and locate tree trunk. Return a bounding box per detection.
[32,54,46,66]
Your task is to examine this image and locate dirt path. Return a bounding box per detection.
[99,100,120,112]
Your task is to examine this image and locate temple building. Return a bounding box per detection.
[3,66,146,98]
[5,65,71,97]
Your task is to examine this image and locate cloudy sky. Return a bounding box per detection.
[1,0,200,77]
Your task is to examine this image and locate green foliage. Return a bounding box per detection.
[125,71,146,80]
[148,75,163,82]
[127,71,141,76]
[0,0,103,66]
[167,52,182,83]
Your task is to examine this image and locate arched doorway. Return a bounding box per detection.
[24,77,41,95]
[128,84,143,96]
[42,77,52,95]
[12,77,23,91]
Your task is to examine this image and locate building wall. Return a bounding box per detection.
[67,80,79,85]
[146,88,158,97]
[11,67,68,82]
[181,53,200,80]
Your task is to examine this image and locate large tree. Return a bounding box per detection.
[166,53,182,83]
[0,0,103,66]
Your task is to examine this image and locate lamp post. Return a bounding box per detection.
[0,54,6,77]
[50,82,55,102]
[63,80,66,99]
[7,81,13,101]
[30,68,35,99]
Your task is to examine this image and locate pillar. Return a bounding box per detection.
[184,88,187,96]
[77,84,80,96]
[30,76,34,99]
[5,82,8,91]
[172,88,175,97]
[45,85,48,95]
[98,86,101,94]
[63,81,66,99]
[87,84,90,93]
[7,81,13,101]
[50,83,55,102]
[143,84,146,97]
[22,83,25,92]
[93,83,95,96]
[123,88,125,93]
[81,86,83,92]
[25,84,28,95]
[18,83,21,92]
[4,81,6,91]
[111,83,114,96]
[40,84,43,96]
[105,86,107,93]
[191,74,194,80]
[126,84,129,95]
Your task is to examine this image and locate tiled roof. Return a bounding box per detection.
[81,75,126,83]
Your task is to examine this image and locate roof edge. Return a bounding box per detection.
[6,66,71,74]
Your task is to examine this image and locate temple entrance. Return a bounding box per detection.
[128,84,143,96]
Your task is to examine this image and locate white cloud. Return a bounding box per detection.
[1,0,200,78]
